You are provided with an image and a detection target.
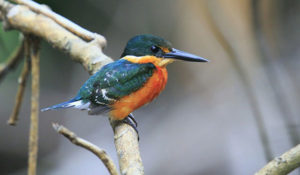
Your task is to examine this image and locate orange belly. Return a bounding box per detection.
[109,66,168,120]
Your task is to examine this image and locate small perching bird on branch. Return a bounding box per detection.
[41,34,208,132]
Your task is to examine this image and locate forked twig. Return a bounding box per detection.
[53,123,119,175]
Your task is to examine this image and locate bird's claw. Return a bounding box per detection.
[123,113,139,141]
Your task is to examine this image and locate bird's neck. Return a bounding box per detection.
[122,56,174,67]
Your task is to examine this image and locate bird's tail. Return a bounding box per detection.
[41,96,89,112]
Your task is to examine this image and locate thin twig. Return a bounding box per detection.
[52,123,119,175]
[0,35,25,83]
[28,35,40,175]
[10,0,106,44]
[110,119,144,175]
[7,36,31,125]
[255,144,300,175]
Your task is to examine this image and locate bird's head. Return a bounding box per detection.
[121,34,208,67]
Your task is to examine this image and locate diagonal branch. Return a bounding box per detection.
[0,0,112,74]
[10,0,106,44]
[0,35,25,83]
[255,144,300,175]
[53,123,119,175]
[203,1,272,161]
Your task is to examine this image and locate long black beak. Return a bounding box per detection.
[162,48,209,62]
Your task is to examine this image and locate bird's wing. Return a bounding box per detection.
[78,59,156,106]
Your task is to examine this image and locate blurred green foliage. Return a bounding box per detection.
[0,23,21,62]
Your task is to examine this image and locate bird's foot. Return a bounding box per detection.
[127,113,138,127]
[123,113,139,140]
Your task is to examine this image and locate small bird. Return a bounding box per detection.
[42,34,208,133]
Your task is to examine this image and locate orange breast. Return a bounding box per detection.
[109,66,168,120]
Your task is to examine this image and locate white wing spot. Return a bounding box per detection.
[72,101,90,110]
[101,89,116,102]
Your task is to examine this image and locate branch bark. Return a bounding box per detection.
[10,0,106,43]
[110,120,144,175]
[53,123,119,175]
[255,144,300,175]
[7,36,30,125]
[0,0,112,74]
[0,1,142,174]
[28,35,40,175]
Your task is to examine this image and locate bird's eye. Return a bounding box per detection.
[151,45,160,53]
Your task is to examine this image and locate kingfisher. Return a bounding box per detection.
[42,34,208,134]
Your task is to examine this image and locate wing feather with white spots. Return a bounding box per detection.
[77,59,156,108]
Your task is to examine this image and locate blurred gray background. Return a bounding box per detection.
[1,0,300,174]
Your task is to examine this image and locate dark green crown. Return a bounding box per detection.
[121,34,173,58]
